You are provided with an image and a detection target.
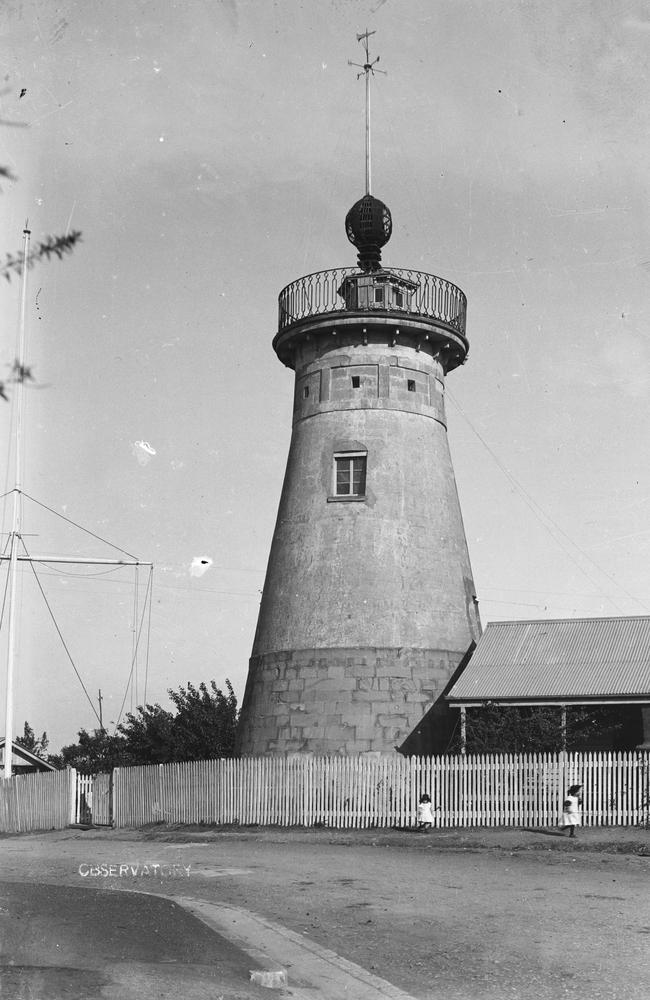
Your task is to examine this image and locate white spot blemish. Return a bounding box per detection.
[190,556,213,578]
[132,440,156,466]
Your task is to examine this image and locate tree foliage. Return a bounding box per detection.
[115,703,176,766]
[164,679,238,760]
[1,155,82,400]
[55,727,128,775]
[1,231,82,283]
[449,703,639,754]
[15,720,49,758]
[54,680,239,773]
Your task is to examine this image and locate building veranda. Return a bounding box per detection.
[444,616,650,753]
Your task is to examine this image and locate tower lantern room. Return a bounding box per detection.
[236,35,480,756]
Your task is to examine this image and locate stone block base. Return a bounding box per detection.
[235,645,471,756]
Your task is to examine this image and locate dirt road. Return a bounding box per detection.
[1,826,649,999]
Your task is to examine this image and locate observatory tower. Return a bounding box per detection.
[236,34,480,755]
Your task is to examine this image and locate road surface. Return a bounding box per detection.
[0,826,649,999]
[0,878,273,999]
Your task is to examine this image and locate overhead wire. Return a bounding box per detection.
[29,562,126,579]
[20,563,259,598]
[480,585,620,598]
[447,388,648,614]
[375,46,644,616]
[478,599,593,615]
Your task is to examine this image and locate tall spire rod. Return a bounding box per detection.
[349,28,386,196]
[4,224,30,779]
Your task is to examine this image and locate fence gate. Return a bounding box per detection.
[74,772,112,825]
[92,772,112,826]
[74,773,93,824]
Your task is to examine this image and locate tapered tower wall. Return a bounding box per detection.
[237,324,481,755]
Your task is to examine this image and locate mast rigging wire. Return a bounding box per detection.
[113,565,154,731]
[19,490,140,560]
[0,558,11,631]
[143,569,153,706]
[19,536,103,728]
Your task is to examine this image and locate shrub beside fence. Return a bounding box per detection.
[0,768,75,833]
[113,751,650,830]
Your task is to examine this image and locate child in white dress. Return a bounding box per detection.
[561,783,583,838]
[416,793,435,830]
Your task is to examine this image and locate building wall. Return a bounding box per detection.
[237,333,480,755]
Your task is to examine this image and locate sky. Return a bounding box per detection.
[1,0,650,753]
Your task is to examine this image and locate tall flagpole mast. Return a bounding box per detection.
[0,231,153,771]
[4,225,30,778]
[349,28,386,196]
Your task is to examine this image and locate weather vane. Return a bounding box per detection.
[348,28,386,196]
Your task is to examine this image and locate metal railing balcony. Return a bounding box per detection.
[278,266,467,339]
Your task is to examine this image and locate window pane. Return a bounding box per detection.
[336,459,351,494]
[352,457,366,495]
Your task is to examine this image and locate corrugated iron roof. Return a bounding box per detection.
[447,616,650,703]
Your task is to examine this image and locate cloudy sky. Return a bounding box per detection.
[1,0,650,752]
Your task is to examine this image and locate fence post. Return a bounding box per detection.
[111,768,119,827]
[68,768,77,826]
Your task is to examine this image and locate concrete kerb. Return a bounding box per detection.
[119,887,419,1000]
[171,895,420,1000]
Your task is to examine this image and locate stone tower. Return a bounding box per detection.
[236,39,480,756]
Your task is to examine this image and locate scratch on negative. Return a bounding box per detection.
[28,100,74,127]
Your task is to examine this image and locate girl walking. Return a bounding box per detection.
[561,784,583,837]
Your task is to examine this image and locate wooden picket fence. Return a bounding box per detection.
[0,768,75,833]
[1,753,647,834]
[113,751,650,829]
